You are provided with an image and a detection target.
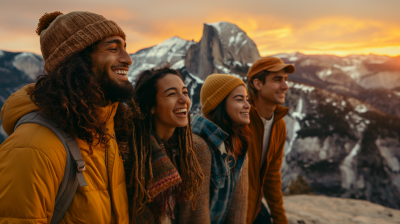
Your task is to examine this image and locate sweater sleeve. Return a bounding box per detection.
[0,147,62,224]
[224,155,249,224]
[178,135,212,224]
[263,125,288,224]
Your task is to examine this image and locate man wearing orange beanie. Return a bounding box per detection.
[0,11,136,223]
[246,57,295,224]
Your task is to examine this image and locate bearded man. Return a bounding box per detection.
[0,11,139,223]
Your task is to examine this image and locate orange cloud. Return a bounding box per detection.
[1,4,400,57]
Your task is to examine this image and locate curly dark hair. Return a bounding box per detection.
[125,66,204,221]
[31,45,140,153]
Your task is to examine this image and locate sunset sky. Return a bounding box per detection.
[1,0,400,57]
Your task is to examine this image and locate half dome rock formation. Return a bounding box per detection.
[185,22,260,80]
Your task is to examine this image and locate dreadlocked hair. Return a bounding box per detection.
[126,65,204,221]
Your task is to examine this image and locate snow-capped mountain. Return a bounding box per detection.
[1,21,399,210]
[0,50,43,142]
[127,36,196,83]
[277,53,400,117]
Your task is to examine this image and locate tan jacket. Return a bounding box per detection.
[0,84,129,223]
[247,105,288,224]
[178,134,248,224]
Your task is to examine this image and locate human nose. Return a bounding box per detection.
[281,80,289,90]
[178,93,191,105]
[119,48,133,66]
[244,99,250,109]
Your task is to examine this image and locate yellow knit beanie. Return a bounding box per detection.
[200,74,246,117]
[36,11,126,74]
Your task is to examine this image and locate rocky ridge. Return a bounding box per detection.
[283,195,400,224]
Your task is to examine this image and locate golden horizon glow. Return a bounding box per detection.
[1,3,400,58]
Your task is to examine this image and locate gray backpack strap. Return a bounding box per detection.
[14,111,88,224]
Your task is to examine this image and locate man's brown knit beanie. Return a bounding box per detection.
[200,74,245,117]
[36,11,126,74]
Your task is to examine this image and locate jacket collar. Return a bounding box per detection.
[250,104,288,125]
[191,115,228,154]
[97,102,119,124]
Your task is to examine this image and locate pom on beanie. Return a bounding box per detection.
[36,11,63,35]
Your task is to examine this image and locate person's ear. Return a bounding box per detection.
[253,78,263,91]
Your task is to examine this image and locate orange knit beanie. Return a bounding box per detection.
[36,11,126,74]
[200,74,246,117]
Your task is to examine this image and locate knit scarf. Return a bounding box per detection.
[149,135,186,220]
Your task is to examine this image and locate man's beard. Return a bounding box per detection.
[97,69,134,103]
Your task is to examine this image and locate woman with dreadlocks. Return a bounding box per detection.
[191,74,251,224]
[125,66,205,223]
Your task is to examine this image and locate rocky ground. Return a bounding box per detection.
[282,195,400,224]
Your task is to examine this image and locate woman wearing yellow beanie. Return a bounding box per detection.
[191,73,251,223]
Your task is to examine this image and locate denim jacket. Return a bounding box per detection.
[191,115,247,224]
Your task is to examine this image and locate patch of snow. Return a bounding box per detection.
[247,63,253,67]
[186,71,204,84]
[356,122,367,133]
[292,98,306,120]
[318,69,333,80]
[127,63,156,83]
[354,104,368,113]
[356,175,365,189]
[289,82,315,93]
[229,36,235,46]
[216,65,231,74]
[0,50,4,57]
[171,59,185,70]
[285,121,300,156]
[205,22,222,34]
[273,53,290,58]
[341,101,346,107]
[233,61,242,67]
[289,56,298,62]
[394,91,400,97]
[340,143,361,189]
[376,138,400,172]
[13,52,44,80]
[333,64,361,80]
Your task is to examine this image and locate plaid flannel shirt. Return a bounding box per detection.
[192,115,247,224]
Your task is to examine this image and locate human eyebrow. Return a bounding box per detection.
[273,76,284,80]
[105,39,126,48]
[163,87,177,93]
[233,95,244,98]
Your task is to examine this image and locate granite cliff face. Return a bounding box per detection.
[281,82,400,209]
[185,22,260,80]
